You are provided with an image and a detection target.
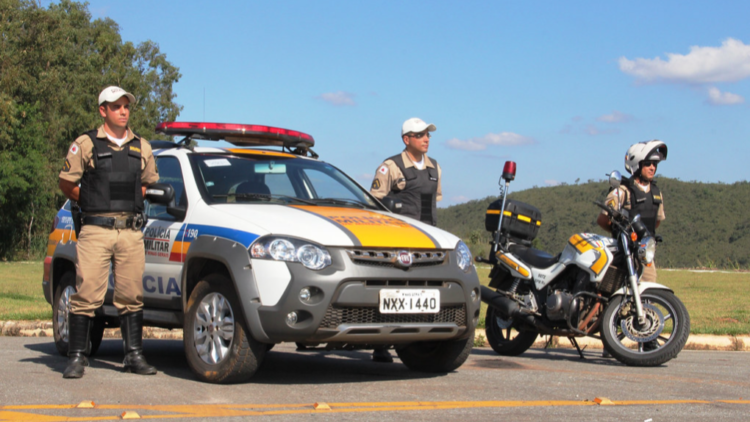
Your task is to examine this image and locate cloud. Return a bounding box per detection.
[585,125,619,136]
[445,132,536,151]
[706,87,745,105]
[619,38,750,84]
[597,110,634,123]
[545,180,561,186]
[316,91,356,106]
[450,195,471,204]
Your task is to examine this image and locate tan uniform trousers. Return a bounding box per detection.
[641,261,657,282]
[71,224,145,317]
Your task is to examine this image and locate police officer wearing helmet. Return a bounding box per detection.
[370,117,442,225]
[597,140,667,283]
[58,86,159,378]
[368,117,442,363]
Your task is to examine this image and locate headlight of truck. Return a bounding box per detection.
[456,241,473,272]
[250,236,332,270]
[637,236,656,265]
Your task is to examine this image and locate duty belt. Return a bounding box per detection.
[82,215,143,230]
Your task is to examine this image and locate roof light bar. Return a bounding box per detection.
[155,122,315,148]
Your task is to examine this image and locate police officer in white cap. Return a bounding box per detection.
[370,117,442,226]
[368,117,442,363]
[59,86,159,378]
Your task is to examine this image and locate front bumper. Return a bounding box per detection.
[251,248,481,344]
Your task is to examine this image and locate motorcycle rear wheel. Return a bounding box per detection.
[601,289,690,367]
[484,305,538,356]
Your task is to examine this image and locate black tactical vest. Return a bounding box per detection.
[79,130,144,214]
[622,176,662,235]
[385,153,439,226]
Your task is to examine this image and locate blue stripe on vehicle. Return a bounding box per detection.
[184,224,259,248]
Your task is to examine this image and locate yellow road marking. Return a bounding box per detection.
[1,399,747,421]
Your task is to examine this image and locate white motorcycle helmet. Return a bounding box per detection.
[624,140,668,175]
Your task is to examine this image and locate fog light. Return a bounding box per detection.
[471,289,478,302]
[300,288,311,302]
[286,311,298,325]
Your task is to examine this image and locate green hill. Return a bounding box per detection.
[437,177,750,269]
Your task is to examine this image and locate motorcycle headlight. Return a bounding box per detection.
[637,236,656,265]
[456,241,473,272]
[250,236,332,270]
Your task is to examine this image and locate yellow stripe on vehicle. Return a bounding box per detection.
[497,253,530,277]
[568,234,608,276]
[292,206,437,248]
[517,215,531,223]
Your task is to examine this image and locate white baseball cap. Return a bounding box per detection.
[401,117,436,136]
[98,86,136,106]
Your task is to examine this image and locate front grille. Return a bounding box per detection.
[346,249,446,269]
[319,305,466,329]
[364,280,446,287]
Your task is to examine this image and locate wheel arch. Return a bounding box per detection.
[181,235,270,343]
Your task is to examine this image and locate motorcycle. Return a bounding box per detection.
[478,162,690,366]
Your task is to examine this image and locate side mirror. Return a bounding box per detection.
[607,170,622,190]
[381,197,403,214]
[145,183,175,205]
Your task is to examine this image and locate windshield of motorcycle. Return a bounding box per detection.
[189,153,380,210]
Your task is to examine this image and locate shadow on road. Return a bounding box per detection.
[24,339,446,385]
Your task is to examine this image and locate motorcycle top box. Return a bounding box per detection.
[484,198,542,242]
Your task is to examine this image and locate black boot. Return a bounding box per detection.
[63,314,90,378]
[120,311,157,375]
[372,347,393,363]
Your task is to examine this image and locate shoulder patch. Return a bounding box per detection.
[69,144,79,155]
[371,179,381,190]
[378,165,388,175]
[62,159,71,172]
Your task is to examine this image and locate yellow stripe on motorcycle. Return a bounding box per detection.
[568,234,608,276]
[497,253,530,278]
[486,210,512,217]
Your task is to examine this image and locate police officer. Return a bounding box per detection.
[58,86,159,378]
[370,117,442,225]
[368,117,442,363]
[597,140,668,283]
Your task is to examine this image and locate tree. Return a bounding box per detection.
[0,0,182,259]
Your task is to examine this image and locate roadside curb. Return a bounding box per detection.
[2,321,747,351]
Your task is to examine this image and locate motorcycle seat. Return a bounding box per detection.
[509,244,558,269]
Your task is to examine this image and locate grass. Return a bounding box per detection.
[1,262,749,335]
[0,262,52,320]
[475,265,750,335]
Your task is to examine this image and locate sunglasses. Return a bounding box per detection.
[641,161,658,168]
[409,132,431,139]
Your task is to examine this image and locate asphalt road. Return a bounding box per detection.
[1,337,748,421]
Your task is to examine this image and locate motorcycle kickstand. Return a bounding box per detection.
[568,337,587,359]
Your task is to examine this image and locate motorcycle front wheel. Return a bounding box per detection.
[484,305,538,356]
[601,289,690,367]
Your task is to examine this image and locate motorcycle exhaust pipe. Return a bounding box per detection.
[480,286,558,335]
[480,286,522,319]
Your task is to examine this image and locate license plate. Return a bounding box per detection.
[379,289,440,314]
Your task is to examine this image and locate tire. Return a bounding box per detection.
[396,328,475,373]
[183,276,267,383]
[601,289,690,367]
[52,271,104,357]
[485,305,538,356]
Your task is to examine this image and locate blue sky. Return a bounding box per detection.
[53,1,750,206]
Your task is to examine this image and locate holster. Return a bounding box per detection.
[71,201,82,238]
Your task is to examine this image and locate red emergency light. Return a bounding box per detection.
[502,161,516,182]
[155,122,315,148]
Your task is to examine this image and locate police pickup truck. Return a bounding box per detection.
[43,122,481,383]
